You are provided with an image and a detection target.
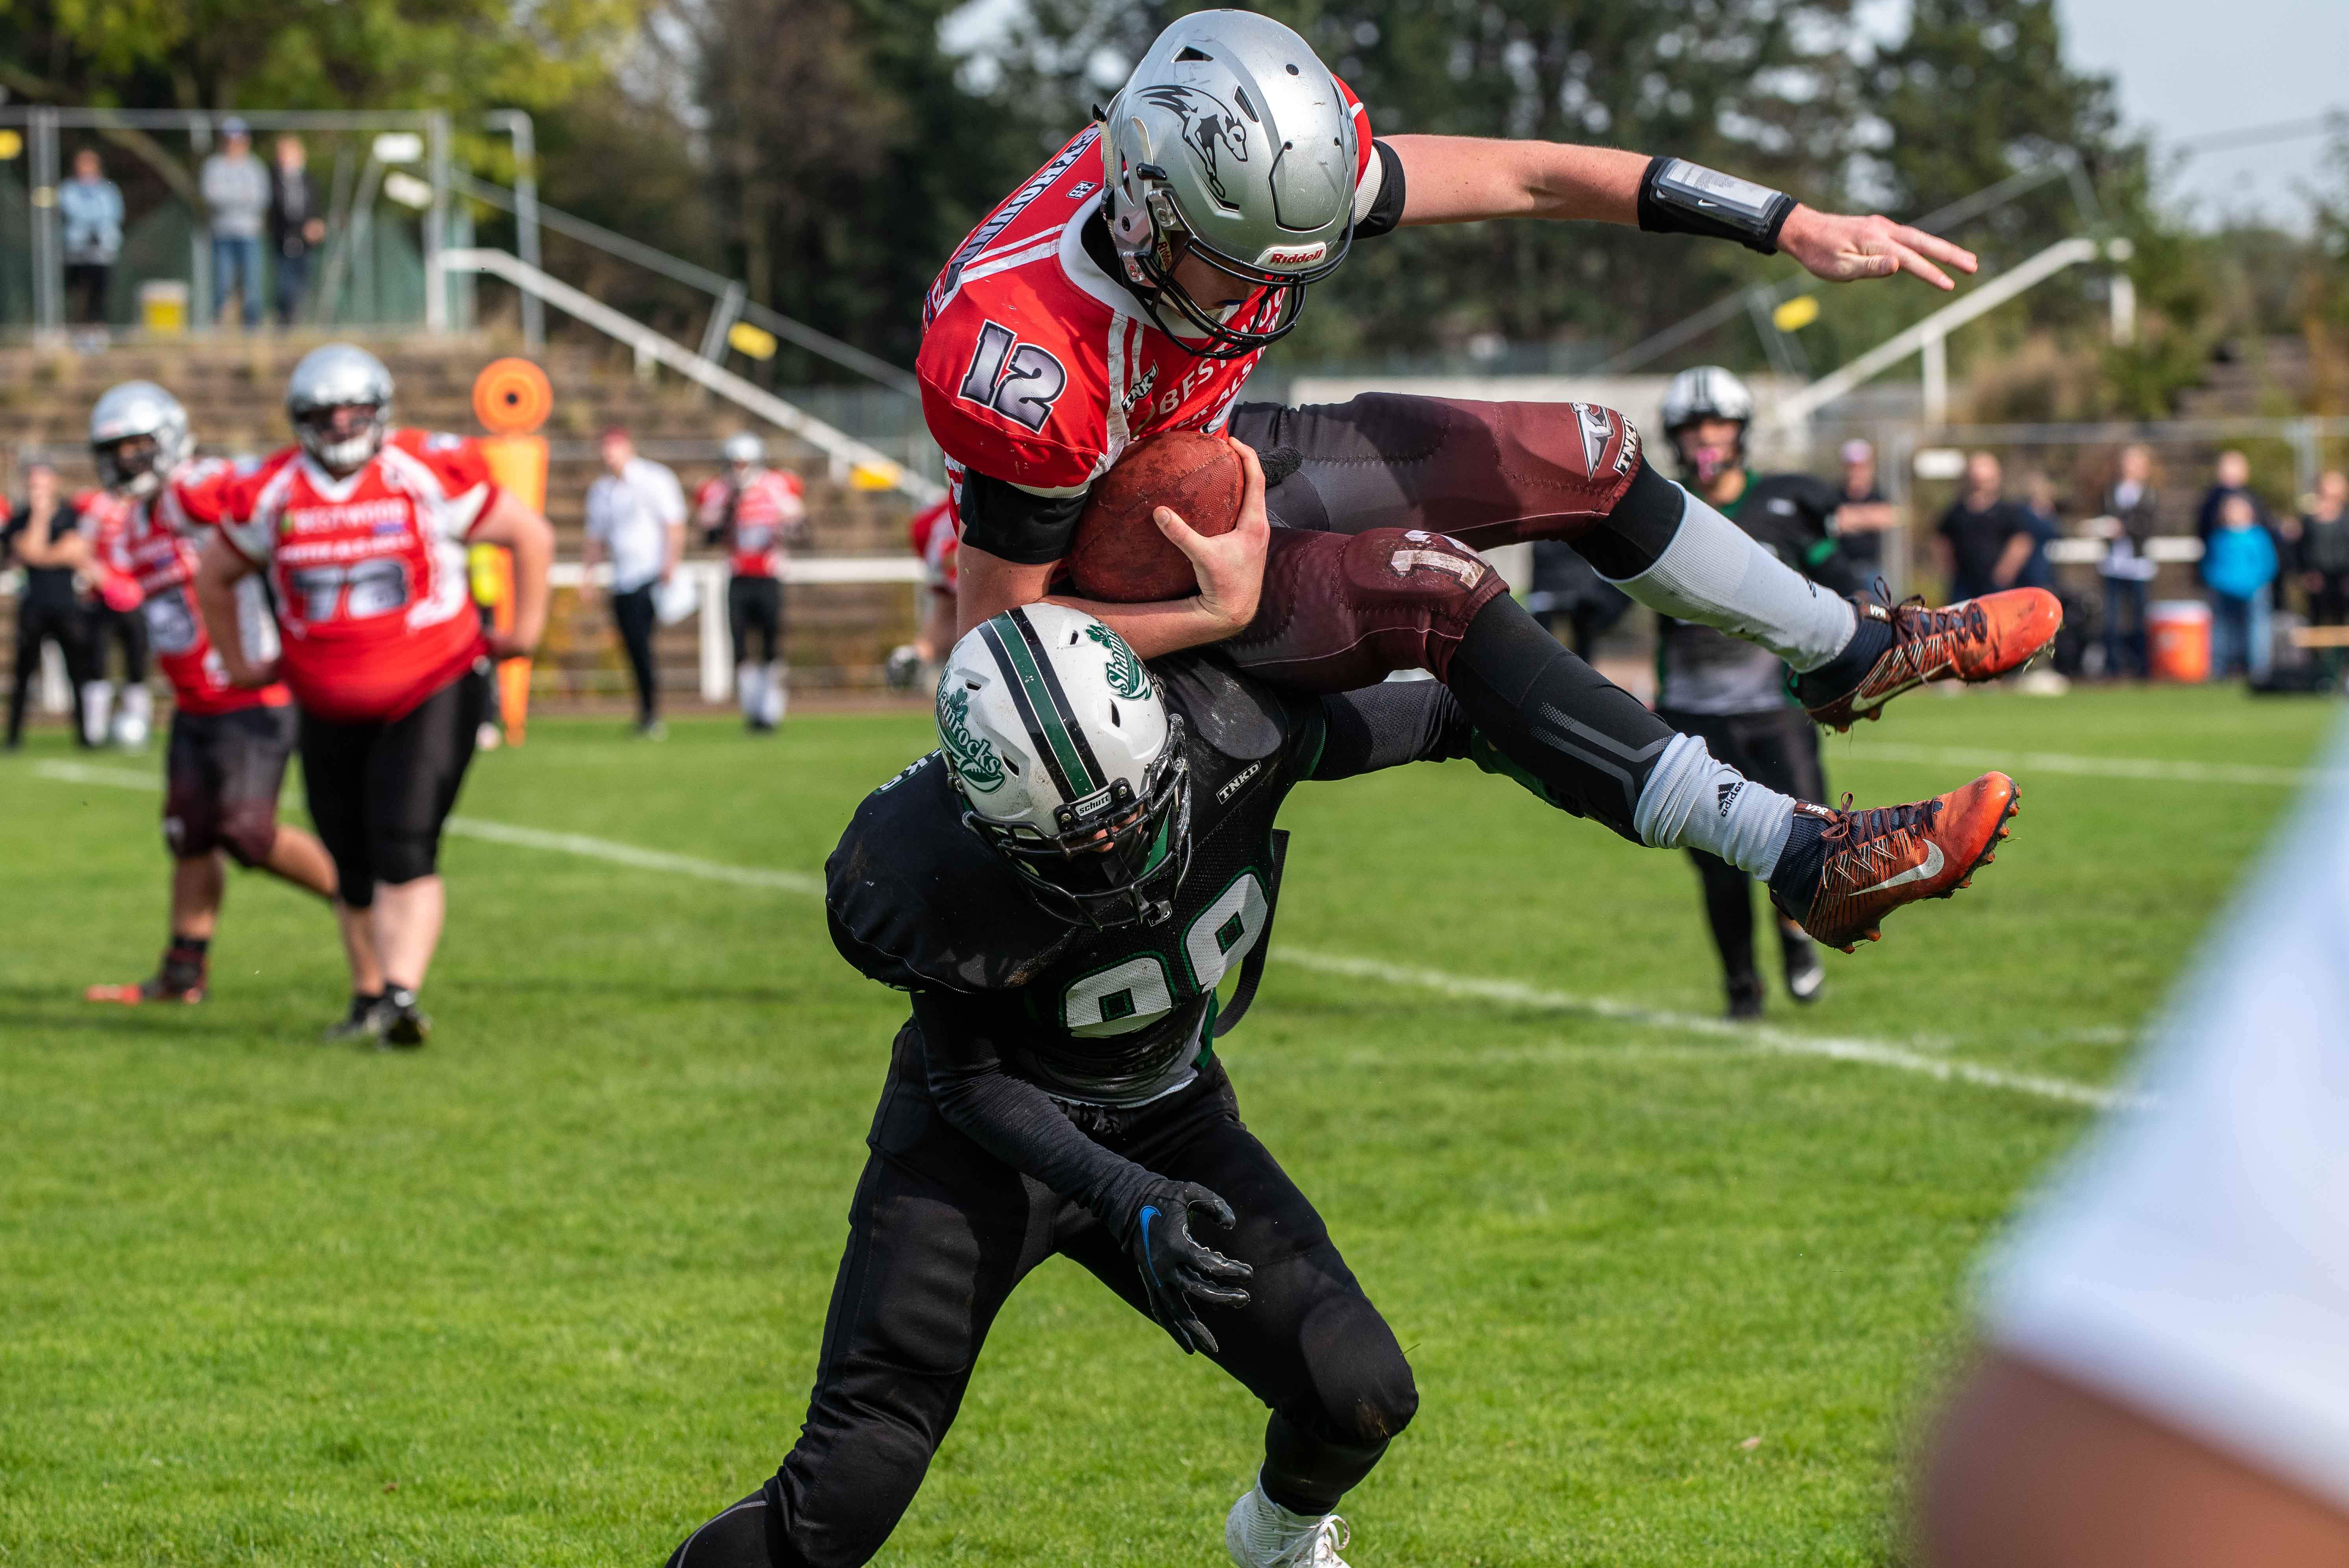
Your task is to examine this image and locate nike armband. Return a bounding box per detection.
[1637,156,1797,255]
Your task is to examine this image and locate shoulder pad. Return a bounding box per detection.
[1154,652,1308,762]
[825,753,1078,993]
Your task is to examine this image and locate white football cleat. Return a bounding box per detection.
[1226,1483,1352,1567]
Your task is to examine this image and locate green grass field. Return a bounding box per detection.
[2,684,2334,1566]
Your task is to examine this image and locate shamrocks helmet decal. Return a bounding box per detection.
[936,605,1191,930]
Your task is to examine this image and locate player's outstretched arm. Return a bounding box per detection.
[1387,134,1977,291]
[470,489,555,659]
[910,991,1251,1353]
[192,534,277,689]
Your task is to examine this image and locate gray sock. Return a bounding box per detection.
[1607,486,1858,671]
[1632,732,1797,880]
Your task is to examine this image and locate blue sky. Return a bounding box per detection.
[2054,0,2346,227]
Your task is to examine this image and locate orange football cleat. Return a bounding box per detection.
[1775,773,2020,952]
[1802,589,2062,731]
[84,969,206,1006]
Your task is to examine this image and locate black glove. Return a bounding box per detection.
[1125,1178,1253,1355]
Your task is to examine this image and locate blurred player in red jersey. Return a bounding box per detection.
[193,346,554,1048]
[694,431,809,731]
[885,496,958,692]
[913,15,2057,1000]
[68,483,156,749]
[76,382,383,1018]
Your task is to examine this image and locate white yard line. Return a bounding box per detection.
[1834,741,2339,790]
[25,757,2132,1111]
[1277,949,2138,1111]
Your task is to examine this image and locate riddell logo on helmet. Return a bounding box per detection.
[1260,243,1328,268]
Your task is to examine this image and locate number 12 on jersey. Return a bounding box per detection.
[957,320,1068,434]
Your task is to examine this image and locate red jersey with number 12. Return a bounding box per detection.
[219,430,498,721]
[916,88,1378,519]
[97,460,291,715]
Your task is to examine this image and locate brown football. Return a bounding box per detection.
[1065,431,1244,603]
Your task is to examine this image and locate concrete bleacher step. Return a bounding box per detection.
[0,334,923,697]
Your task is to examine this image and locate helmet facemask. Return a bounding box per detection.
[1110,168,1350,360]
[1669,418,1748,489]
[958,715,1193,930]
[98,435,165,498]
[296,401,388,476]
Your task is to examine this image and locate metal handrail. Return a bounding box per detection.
[448,172,920,396]
[436,247,943,504]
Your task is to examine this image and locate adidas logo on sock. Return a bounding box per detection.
[1718,780,1744,815]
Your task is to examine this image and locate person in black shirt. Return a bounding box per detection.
[1653,368,1866,1017]
[1833,438,1901,587]
[1936,452,2036,603]
[662,583,2032,1568]
[4,462,99,749]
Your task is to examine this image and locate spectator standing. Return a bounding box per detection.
[267,135,326,327]
[2094,444,2161,680]
[1833,438,1902,587]
[200,118,268,330]
[2205,492,2279,682]
[1936,452,2036,603]
[58,149,124,331]
[693,432,808,733]
[2195,449,2257,550]
[582,427,686,737]
[2016,472,2063,592]
[2298,470,2349,627]
[4,462,98,749]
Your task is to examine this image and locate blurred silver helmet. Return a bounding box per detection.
[88,380,192,498]
[722,431,764,468]
[286,343,394,475]
[1660,366,1755,485]
[1660,365,1756,432]
[1101,9,1358,358]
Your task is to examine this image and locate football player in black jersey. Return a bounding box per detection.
[1652,366,1876,1017]
[664,547,2029,1566]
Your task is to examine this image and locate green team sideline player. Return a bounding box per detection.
[664,587,2023,1567]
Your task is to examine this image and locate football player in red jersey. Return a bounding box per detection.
[694,431,810,731]
[68,483,157,749]
[75,381,385,1020]
[886,495,960,691]
[192,345,555,1048]
[919,12,2057,959]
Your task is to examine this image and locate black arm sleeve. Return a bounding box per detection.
[957,469,1090,566]
[1354,140,1408,241]
[1310,680,1476,780]
[911,989,1157,1237]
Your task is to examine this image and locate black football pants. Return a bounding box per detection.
[667,1035,1416,1568]
[298,666,487,907]
[1655,704,1826,993]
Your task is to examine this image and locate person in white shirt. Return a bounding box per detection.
[582,427,686,737]
[1919,720,2349,1566]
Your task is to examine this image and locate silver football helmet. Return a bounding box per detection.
[286,343,394,475]
[938,604,1191,930]
[88,380,193,498]
[1101,9,1358,358]
[1660,366,1756,433]
[722,431,764,469]
[1660,365,1756,484]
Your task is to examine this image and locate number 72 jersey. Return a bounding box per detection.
[219,429,499,722]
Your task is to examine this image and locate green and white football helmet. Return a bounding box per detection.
[1101,9,1359,357]
[937,604,1191,930]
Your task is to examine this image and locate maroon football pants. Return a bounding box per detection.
[1217,394,1651,693]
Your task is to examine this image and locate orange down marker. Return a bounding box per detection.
[470,358,553,745]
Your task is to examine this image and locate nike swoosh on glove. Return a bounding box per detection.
[1126,1178,1253,1355]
